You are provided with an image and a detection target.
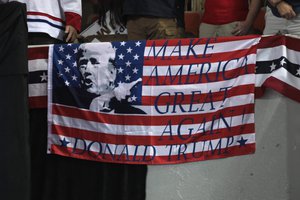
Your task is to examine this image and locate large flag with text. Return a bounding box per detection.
[47,36,259,164]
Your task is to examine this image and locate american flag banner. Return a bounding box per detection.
[256,35,300,103]
[47,36,259,164]
[28,45,49,108]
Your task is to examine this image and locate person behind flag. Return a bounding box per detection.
[9,0,82,43]
[77,42,146,114]
[7,1,81,199]
[263,0,300,35]
[198,0,262,37]
[80,0,128,42]
[123,0,184,40]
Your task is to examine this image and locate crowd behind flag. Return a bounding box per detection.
[46,36,259,164]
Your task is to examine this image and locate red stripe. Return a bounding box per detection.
[142,84,254,106]
[28,46,49,60]
[52,103,254,126]
[27,11,64,23]
[254,87,265,99]
[50,143,255,165]
[143,64,255,85]
[29,96,47,109]
[258,35,300,52]
[261,77,300,103]
[52,123,254,146]
[144,48,257,66]
[145,35,259,47]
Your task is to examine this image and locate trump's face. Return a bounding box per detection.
[78,43,116,95]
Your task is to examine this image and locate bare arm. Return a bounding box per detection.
[232,0,263,35]
[268,0,282,7]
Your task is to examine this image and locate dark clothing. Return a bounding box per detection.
[0,2,30,200]
[268,0,300,17]
[28,32,62,45]
[110,97,146,114]
[176,0,185,28]
[123,0,176,18]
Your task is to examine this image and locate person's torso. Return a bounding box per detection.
[123,0,176,18]
[202,0,249,25]
[9,0,81,40]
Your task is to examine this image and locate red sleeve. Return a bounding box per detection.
[65,12,82,32]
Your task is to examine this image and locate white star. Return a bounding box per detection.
[269,62,276,72]
[133,54,139,60]
[57,72,63,77]
[125,74,131,81]
[59,46,64,52]
[118,53,124,60]
[73,48,78,54]
[64,67,70,73]
[66,54,71,60]
[296,67,300,76]
[132,67,138,74]
[130,95,137,102]
[117,67,124,73]
[113,46,118,51]
[120,41,126,46]
[125,60,132,67]
[72,62,77,67]
[135,41,141,47]
[67,44,72,46]
[280,58,286,66]
[58,60,63,65]
[72,75,78,81]
[65,80,70,86]
[127,47,133,53]
[40,72,47,82]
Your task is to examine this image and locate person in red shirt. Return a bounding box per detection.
[199,0,262,38]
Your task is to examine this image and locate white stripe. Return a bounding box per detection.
[51,113,254,137]
[28,59,48,72]
[142,73,255,95]
[269,67,300,88]
[28,83,47,97]
[48,45,55,152]
[255,74,270,87]
[144,38,259,58]
[48,133,255,157]
[255,67,300,88]
[143,54,257,76]
[257,45,300,65]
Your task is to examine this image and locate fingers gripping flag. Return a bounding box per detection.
[47,36,260,165]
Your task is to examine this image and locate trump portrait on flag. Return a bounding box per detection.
[77,42,145,114]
